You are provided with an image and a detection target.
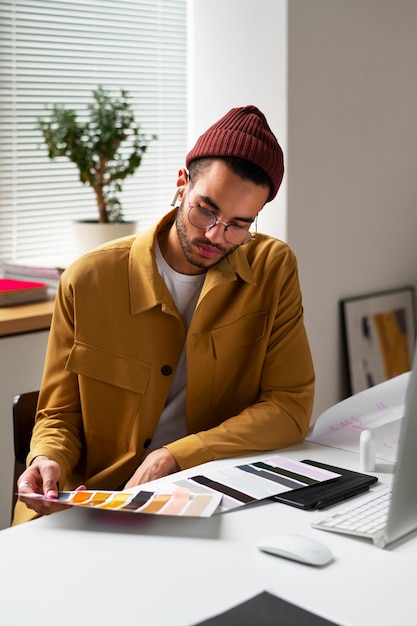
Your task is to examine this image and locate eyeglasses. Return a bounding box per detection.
[187,188,257,246]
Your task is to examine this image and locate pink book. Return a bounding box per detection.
[0,278,49,306]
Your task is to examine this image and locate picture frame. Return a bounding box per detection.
[341,286,416,395]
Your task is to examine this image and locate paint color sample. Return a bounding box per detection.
[99,493,132,509]
[217,468,277,499]
[89,492,119,506]
[121,491,154,511]
[26,455,338,519]
[48,487,222,518]
[190,475,255,504]
[138,494,172,513]
[238,464,303,489]
[174,478,240,510]
[252,461,318,485]
[182,455,340,512]
[72,491,94,504]
[159,489,190,515]
[182,495,217,517]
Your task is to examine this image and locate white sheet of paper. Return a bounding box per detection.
[307,372,410,462]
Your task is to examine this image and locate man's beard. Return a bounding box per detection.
[175,201,237,271]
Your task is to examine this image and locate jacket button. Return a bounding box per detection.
[161,364,172,376]
[143,438,152,449]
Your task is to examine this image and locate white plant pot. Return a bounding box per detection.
[73,220,138,256]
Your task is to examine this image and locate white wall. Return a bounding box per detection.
[187,0,288,240]
[287,0,417,418]
[189,0,417,420]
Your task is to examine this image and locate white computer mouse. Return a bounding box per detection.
[257,533,333,566]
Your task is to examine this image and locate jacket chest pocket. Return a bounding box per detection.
[66,341,150,452]
[208,311,269,410]
[210,310,269,359]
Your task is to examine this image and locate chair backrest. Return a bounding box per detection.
[12,391,39,516]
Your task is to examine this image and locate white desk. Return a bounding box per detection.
[1,442,412,626]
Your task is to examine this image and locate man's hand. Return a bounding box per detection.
[17,455,66,515]
[125,448,179,489]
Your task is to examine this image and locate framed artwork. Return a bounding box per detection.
[341,286,416,395]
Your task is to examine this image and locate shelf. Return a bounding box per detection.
[0,299,54,337]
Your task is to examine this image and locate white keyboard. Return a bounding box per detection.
[312,486,392,539]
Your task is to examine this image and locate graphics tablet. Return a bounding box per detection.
[272,459,378,510]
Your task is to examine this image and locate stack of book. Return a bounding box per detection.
[1,257,69,297]
[0,278,50,306]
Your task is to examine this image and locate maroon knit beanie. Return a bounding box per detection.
[185,105,284,201]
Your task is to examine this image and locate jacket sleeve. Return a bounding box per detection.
[165,249,315,469]
[27,274,83,488]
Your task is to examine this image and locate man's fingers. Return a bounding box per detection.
[125,448,179,488]
[17,457,61,514]
[43,479,59,498]
[38,461,61,497]
[17,480,35,493]
[18,493,70,515]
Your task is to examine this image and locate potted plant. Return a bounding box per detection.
[37,86,157,252]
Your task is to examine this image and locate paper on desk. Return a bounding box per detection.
[21,486,222,518]
[307,372,410,462]
[173,454,340,512]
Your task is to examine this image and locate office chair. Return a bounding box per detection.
[11,390,39,518]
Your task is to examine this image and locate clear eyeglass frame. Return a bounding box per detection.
[187,186,257,246]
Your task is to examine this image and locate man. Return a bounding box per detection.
[14,105,315,523]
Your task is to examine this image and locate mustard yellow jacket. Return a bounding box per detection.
[14,209,314,524]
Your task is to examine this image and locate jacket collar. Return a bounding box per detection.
[128,209,256,315]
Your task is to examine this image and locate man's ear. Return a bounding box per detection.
[171,186,185,207]
[171,169,188,207]
[176,168,189,187]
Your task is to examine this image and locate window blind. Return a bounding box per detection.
[0,0,187,261]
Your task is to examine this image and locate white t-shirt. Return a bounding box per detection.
[144,242,204,455]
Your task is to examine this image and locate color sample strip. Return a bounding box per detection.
[54,488,222,517]
[218,467,283,498]
[182,494,219,517]
[174,479,238,510]
[50,455,340,518]
[88,492,117,506]
[266,455,340,481]
[58,490,115,505]
[57,492,72,501]
[175,455,341,513]
[71,491,94,504]
[159,488,190,516]
[238,464,302,489]
[139,494,172,513]
[98,493,132,509]
[121,490,154,511]
[213,468,276,500]
[252,461,318,485]
[174,479,214,496]
[190,475,255,504]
